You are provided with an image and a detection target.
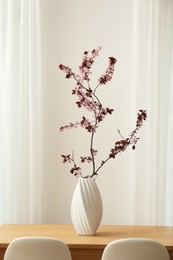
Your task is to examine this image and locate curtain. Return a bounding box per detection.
[0,0,42,223]
[132,0,173,225]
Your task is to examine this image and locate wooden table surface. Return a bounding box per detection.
[0,224,173,260]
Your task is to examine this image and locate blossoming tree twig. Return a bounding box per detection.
[59,47,147,178]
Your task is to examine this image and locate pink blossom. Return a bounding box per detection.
[61,154,73,163]
[70,166,82,177]
[91,149,98,156]
[59,64,74,79]
[80,116,89,128]
[59,47,147,178]
[60,122,80,131]
[98,56,117,85]
[81,156,92,163]
[78,47,102,82]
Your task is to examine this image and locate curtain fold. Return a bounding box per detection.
[165,47,173,225]
[0,0,42,223]
[132,0,173,225]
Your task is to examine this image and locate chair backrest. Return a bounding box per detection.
[4,237,72,260]
[101,238,170,260]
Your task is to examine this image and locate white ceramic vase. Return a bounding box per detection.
[71,177,103,236]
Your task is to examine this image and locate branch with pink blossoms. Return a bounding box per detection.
[59,47,147,178]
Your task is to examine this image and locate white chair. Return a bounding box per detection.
[101,238,170,260]
[4,237,72,260]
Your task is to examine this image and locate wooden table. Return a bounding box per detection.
[0,225,173,260]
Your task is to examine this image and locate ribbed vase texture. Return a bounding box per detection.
[71,177,103,236]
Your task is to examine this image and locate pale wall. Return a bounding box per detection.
[40,0,141,225]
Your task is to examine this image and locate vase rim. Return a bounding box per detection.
[77,176,96,181]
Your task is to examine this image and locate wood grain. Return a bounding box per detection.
[0,225,173,260]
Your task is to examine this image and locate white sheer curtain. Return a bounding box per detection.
[132,0,173,225]
[0,0,42,223]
